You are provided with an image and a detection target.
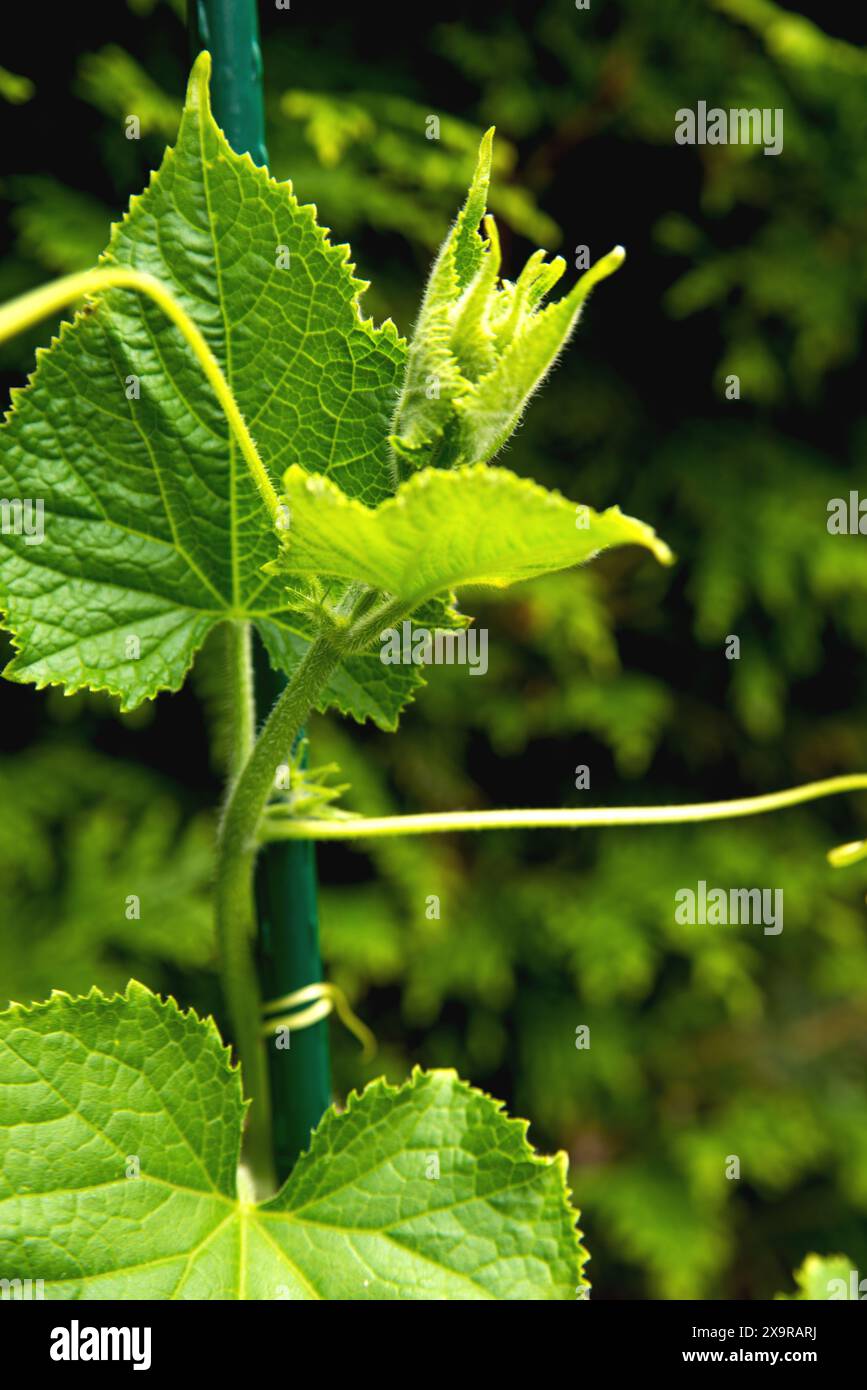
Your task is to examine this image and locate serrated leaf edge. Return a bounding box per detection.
[274,1062,588,1286]
[0,978,242,1090]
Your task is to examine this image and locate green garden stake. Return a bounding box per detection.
[188,0,267,166]
[253,650,332,1180]
[189,0,332,1181]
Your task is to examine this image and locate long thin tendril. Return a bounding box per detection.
[258,773,867,847]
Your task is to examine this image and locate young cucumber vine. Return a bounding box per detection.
[2,260,866,1200]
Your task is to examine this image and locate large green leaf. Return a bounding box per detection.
[0,52,410,722]
[275,462,672,605]
[0,985,586,1300]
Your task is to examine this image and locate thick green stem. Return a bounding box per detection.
[215,632,345,1194]
[225,620,255,784]
[219,635,346,854]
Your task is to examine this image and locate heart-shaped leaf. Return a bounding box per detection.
[0,984,587,1300]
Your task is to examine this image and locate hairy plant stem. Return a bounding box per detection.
[225,621,255,783]
[215,627,347,1197]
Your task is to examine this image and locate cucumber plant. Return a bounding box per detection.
[0,55,862,1300]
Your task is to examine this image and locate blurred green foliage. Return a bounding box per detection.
[0,67,35,106]
[272,89,560,250]
[0,743,214,1010]
[2,0,866,1300]
[778,1251,859,1299]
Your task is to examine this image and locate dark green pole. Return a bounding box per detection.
[187,0,267,165]
[188,0,332,1182]
[252,653,332,1180]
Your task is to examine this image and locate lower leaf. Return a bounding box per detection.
[0,983,586,1300]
